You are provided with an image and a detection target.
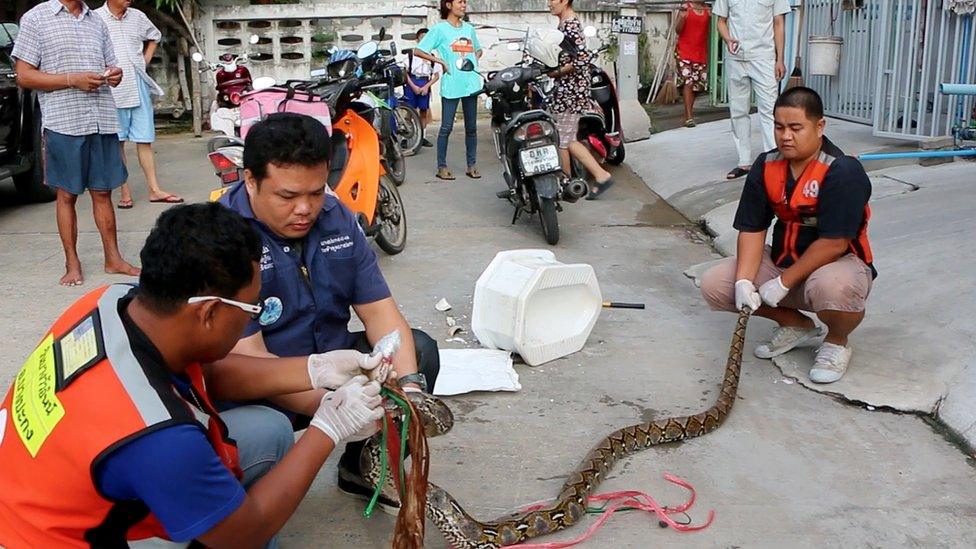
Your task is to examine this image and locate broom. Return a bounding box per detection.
[654,9,681,104]
[785,6,804,89]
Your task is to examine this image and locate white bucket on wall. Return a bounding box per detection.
[471,250,602,366]
[808,36,844,76]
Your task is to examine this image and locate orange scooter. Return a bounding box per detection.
[206,70,407,255]
[316,71,407,255]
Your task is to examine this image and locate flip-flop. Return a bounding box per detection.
[585,177,616,200]
[117,199,134,209]
[150,194,185,204]
[726,167,750,180]
[466,167,482,179]
[435,168,455,181]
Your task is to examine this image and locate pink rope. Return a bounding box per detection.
[500,474,714,549]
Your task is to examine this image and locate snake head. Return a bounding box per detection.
[405,391,455,438]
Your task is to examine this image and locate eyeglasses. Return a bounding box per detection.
[187,296,264,319]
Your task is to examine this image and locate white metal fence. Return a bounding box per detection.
[802,0,885,124]
[872,0,975,140]
[802,0,975,140]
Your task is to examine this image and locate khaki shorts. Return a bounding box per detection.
[700,247,874,313]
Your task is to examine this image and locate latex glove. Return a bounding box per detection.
[308,349,383,390]
[346,418,383,442]
[734,279,762,313]
[310,375,384,445]
[759,276,790,309]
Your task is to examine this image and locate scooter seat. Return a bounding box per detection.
[327,130,348,189]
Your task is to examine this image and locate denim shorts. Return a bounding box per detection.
[44,129,127,195]
[117,77,156,143]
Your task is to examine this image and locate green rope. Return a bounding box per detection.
[363,387,412,517]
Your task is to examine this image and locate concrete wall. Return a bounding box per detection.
[192,0,676,119]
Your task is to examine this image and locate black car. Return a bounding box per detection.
[0,22,51,202]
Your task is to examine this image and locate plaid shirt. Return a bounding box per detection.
[11,0,120,136]
[95,5,163,109]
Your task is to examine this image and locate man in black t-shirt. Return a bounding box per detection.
[700,87,876,383]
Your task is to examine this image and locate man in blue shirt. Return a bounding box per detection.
[218,113,442,513]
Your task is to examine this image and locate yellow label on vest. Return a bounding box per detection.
[12,335,65,457]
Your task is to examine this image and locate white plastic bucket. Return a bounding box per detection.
[808,36,843,76]
[471,250,602,366]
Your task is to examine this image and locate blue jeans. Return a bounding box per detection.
[221,405,295,548]
[438,94,478,169]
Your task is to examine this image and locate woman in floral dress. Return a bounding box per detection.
[546,0,616,199]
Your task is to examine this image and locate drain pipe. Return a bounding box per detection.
[858,149,976,161]
[939,84,976,96]
[955,15,972,122]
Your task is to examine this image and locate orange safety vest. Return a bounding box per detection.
[762,146,874,270]
[0,284,241,548]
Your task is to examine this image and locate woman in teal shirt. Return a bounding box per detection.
[413,0,483,180]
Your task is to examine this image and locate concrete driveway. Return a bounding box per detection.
[1,130,973,548]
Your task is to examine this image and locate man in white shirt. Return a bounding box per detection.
[401,27,441,147]
[97,0,183,207]
[713,0,791,180]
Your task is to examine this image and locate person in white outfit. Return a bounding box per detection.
[713,0,790,180]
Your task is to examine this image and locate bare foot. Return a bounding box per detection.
[105,261,141,277]
[60,263,84,287]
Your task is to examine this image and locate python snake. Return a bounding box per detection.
[364,310,749,548]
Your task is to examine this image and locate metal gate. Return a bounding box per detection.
[872,0,975,140]
[802,0,886,124]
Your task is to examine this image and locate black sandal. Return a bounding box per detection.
[726,166,750,180]
[585,178,615,200]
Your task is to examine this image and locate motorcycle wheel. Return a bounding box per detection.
[375,174,407,255]
[384,136,406,186]
[537,196,559,245]
[606,143,626,165]
[395,105,423,156]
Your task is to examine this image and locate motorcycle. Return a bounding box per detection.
[579,25,625,166]
[460,28,587,245]
[312,40,407,254]
[207,40,407,255]
[323,32,408,186]
[192,35,273,138]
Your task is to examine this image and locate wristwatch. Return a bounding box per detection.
[397,373,428,392]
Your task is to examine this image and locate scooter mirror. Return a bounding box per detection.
[252,76,276,90]
[357,41,378,59]
[378,27,387,41]
[458,58,475,72]
[191,52,204,63]
[390,41,398,56]
[583,25,597,38]
[506,42,521,51]
[249,34,260,45]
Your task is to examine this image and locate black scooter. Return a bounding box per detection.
[461,59,587,245]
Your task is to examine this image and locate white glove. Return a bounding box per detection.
[308,350,383,390]
[734,279,762,313]
[310,375,384,445]
[759,276,790,308]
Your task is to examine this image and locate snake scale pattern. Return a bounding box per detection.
[365,310,750,548]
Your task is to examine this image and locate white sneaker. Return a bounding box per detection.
[754,325,827,359]
[809,342,853,384]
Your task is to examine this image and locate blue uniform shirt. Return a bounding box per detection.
[219,182,391,356]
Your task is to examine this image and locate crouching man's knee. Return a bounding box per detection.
[699,259,738,312]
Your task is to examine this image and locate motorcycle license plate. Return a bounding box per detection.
[519,145,560,175]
